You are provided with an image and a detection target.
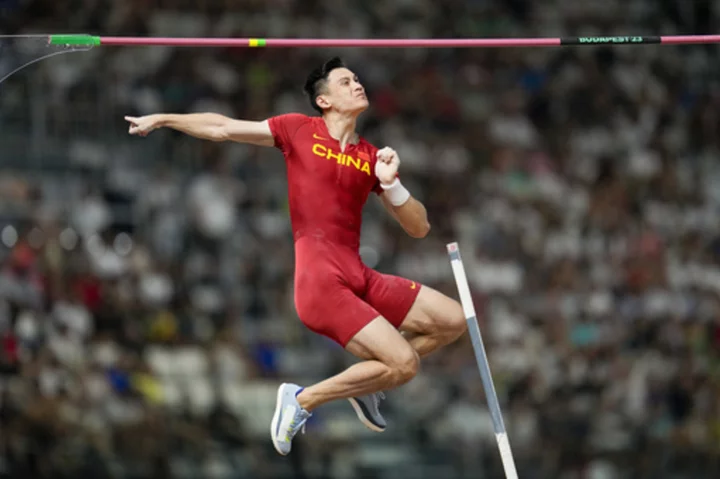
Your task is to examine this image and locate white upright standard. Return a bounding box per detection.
[446,242,519,479]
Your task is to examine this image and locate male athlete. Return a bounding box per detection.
[125,57,466,456]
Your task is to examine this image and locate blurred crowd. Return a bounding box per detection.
[3,0,720,478]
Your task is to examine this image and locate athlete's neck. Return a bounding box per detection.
[323,111,359,152]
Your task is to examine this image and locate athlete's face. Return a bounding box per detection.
[317,67,369,115]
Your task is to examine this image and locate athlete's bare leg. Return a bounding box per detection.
[295,317,419,412]
[345,286,466,362]
[294,285,464,412]
[398,285,467,358]
[329,285,466,433]
[270,316,416,454]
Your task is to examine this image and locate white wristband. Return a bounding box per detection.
[380,178,410,206]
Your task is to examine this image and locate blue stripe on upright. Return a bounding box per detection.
[465,315,508,436]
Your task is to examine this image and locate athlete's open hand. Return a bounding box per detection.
[375,147,400,185]
[125,115,163,137]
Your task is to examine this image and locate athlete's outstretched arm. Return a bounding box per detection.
[124,113,275,147]
[375,147,431,239]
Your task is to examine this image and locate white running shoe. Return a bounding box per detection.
[270,383,312,455]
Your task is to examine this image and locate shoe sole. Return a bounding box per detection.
[347,397,385,433]
[270,383,289,455]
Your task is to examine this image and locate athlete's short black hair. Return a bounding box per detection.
[304,57,346,114]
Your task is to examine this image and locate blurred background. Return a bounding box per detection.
[2,0,720,478]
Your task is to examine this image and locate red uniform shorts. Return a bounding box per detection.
[293,236,421,347]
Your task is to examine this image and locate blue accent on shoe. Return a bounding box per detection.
[271,383,312,456]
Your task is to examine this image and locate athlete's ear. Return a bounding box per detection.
[315,94,331,110]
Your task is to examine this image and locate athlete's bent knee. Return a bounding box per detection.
[447,300,467,338]
[390,348,420,385]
